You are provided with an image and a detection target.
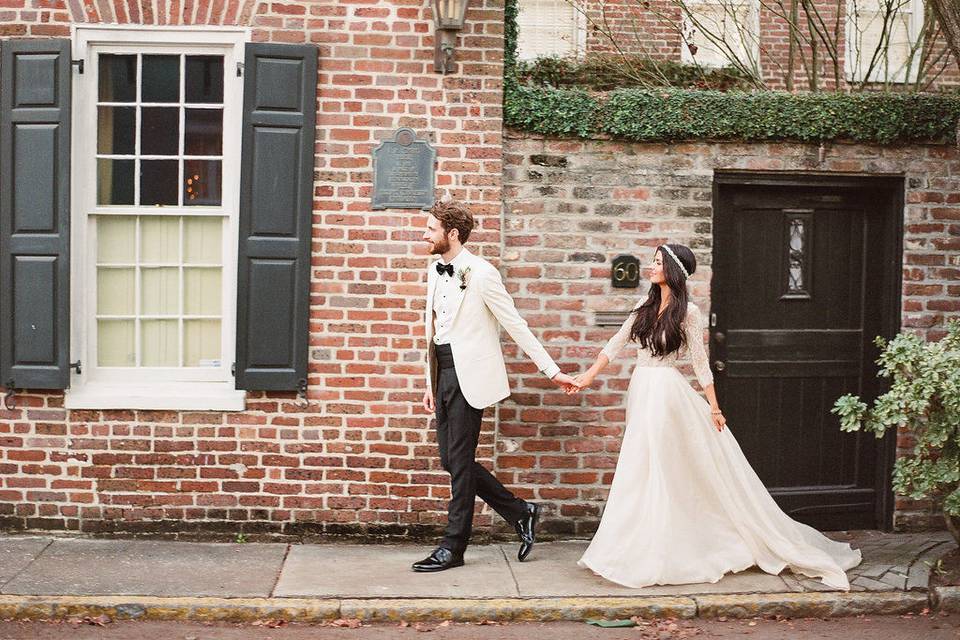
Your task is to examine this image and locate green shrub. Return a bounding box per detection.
[833,321,960,520]
[504,87,960,143]
[516,54,752,92]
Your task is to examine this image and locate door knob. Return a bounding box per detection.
[713,331,726,344]
[714,360,726,372]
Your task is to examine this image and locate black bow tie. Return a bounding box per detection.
[436,263,454,277]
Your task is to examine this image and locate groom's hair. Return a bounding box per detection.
[430,200,474,244]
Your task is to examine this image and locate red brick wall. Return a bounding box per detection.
[0,0,509,540]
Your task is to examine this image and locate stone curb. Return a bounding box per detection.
[339,597,697,621]
[693,592,929,618]
[0,596,341,623]
[0,591,937,623]
[930,586,960,613]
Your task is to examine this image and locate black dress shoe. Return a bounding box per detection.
[514,502,540,562]
[411,547,464,572]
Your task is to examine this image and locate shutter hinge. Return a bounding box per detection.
[4,380,16,410]
[236,61,244,77]
[70,360,82,375]
[231,362,236,376]
[296,378,308,407]
[71,59,84,74]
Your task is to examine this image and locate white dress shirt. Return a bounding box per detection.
[432,249,467,346]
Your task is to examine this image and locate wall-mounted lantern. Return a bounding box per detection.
[433,0,471,74]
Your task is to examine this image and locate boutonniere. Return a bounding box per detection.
[456,266,471,291]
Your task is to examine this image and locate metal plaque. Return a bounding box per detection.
[371,128,436,210]
[611,254,641,288]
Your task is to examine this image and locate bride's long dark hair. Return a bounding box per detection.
[629,244,697,357]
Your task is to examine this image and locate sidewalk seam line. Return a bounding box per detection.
[0,537,54,594]
[905,539,948,591]
[499,544,521,597]
[268,543,292,598]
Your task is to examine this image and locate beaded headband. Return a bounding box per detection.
[660,245,690,279]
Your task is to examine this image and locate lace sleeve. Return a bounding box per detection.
[600,307,638,362]
[684,304,714,389]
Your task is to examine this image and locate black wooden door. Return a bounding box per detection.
[712,174,901,531]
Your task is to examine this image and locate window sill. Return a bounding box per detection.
[65,382,246,411]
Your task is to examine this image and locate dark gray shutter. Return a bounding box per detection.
[235,43,317,391]
[0,39,71,390]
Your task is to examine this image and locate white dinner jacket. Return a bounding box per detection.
[426,248,559,409]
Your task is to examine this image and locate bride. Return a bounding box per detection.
[571,244,861,590]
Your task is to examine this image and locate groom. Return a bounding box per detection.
[413,201,578,572]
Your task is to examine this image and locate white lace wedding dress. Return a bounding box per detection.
[578,302,862,590]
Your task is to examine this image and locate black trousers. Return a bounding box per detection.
[434,343,527,554]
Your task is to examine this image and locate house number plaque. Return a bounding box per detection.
[371,128,436,210]
[611,254,641,288]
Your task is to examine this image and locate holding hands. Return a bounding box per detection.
[550,372,580,394]
[550,369,598,395]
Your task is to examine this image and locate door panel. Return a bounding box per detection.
[712,176,901,531]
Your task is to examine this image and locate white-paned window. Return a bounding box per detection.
[846,0,924,83]
[681,0,760,69]
[68,26,247,410]
[516,0,586,60]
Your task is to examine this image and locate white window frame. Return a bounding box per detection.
[680,0,761,69]
[67,25,249,411]
[516,0,587,61]
[845,0,924,84]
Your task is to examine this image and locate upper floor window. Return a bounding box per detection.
[846,0,924,83]
[516,0,586,60]
[680,0,760,69]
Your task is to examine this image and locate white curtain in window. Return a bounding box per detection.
[847,0,923,82]
[517,0,582,60]
[96,215,223,368]
[681,0,760,69]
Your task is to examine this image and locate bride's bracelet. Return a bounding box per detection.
[711,409,723,415]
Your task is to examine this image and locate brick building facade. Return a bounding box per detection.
[0,0,957,540]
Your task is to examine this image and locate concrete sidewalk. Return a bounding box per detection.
[0,531,955,622]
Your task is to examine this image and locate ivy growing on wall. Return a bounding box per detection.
[502,0,960,144]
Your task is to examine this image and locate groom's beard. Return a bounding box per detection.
[428,236,450,255]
